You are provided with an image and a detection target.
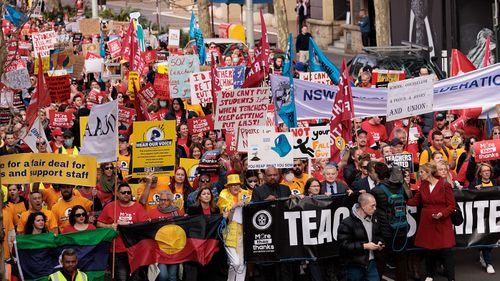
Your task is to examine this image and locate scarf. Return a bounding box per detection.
[100,173,115,193]
[158,205,179,215]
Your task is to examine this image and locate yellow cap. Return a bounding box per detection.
[226,174,241,185]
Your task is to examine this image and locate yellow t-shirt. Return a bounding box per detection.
[281,181,304,195]
[51,196,93,232]
[184,102,205,117]
[217,188,251,213]
[17,209,58,234]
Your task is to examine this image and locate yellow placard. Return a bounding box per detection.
[179,158,199,183]
[80,116,88,143]
[0,153,97,186]
[34,56,51,73]
[157,63,169,74]
[128,71,140,99]
[451,135,461,150]
[131,120,177,178]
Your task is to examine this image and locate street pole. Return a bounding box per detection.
[245,0,254,48]
[156,0,160,31]
[494,0,500,63]
[92,0,98,18]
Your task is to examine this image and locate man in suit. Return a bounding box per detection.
[352,161,379,193]
[321,165,351,195]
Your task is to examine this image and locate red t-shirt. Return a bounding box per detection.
[148,208,179,220]
[202,207,211,216]
[98,202,148,253]
[390,124,423,164]
[62,224,96,233]
[361,146,380,159]
[361,121,388,146]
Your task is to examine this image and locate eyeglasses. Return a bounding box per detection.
[74,213,86,218]
[444,136,452,139]
[200,179,210,183]
[247,180,258,183]
[104,166,113,170]
[120,191,132,195]
[361,165,368,169]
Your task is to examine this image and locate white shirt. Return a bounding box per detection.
[429,183,436,193]
[368,177,376,190]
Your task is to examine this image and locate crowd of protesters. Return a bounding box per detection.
[0,8,499,281]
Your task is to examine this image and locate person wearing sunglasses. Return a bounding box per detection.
[98,183,148,281]
[35,137,49,153]
[62,205,96,233]
[98,162,116,204]
[51,185,93,233]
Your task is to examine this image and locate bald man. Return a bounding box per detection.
[251,167,291,202]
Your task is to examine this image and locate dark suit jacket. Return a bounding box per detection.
[251,183,291,202]
[352,177,370,193]
[320,181,348,194]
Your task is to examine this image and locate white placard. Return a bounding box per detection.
[298,71,333,85]
[168,29,180,47]
[190,71,211,104]
[32,31,57,57]
[290,125,331,158]
[237,126,274,152]
[247,132,294,170]
[386,75,434,121]
[84,58,104,73]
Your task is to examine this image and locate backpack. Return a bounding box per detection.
[379,183,408,230]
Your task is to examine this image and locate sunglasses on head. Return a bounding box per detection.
[74,213,86,218]
[120,191,132,195]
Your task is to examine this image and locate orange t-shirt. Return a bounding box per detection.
[51,196,93,232]
[5,201,28,227]
[43,187,82,210]
[17,209,58,234]
[136,183,171,212]
[3,208,14,258]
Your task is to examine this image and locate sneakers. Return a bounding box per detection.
[424,278,433,281]
[487,264,495,274]
[479,251,487,268]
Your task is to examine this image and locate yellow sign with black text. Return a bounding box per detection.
[132,120,177,178]
[0,153,97,186]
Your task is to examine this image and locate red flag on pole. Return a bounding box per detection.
[484,33,491,67]
[210,52,220,112]
[330,59,354,163]
[26,55,52,128]
[450,49,476,77]
[242,9,269,88]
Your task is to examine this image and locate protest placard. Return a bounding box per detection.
[2,68,31,90]
[49,111,73,128]
[168,29,180,46]
[0,85,13,108]
[247,132,294,170]
[190,71,211,104]
[119,106,135,125]
[50,48,75,73]
[473,139,500,162]
[46,75,71,103]
[71,56,85,79]
[154,74,170,99]
[290,125,331,158]
[179,158,199,183]
[128,71,140,97]
[237,126,274,152]
[298,71,333,85]
[79,116,88,143]
[168,55,200,99]
[372,69,406,88]
[496,104,500,123]
[85,58,104,73]
[384,153,414,172]
[157,62,169,74]
[232,66,246,89]
[102,63,121,79]
[32,31,57,57]
[217,67,234,90]
[143,50,157,64]
[215,87,269,130]
[187,115,214,135]
[107,39,121,58]
[82,43,100,58]
[225,133,237,154]
[72,33,83,45]
[386,75,434,121]
[132,120,177,177]
[79,18,100,36]
[33,56,51,73]
[0,153,97,186]
[138,83,157,104]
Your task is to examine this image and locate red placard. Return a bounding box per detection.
[85,52,101,59]
[473,139,500,162]
[225,133,237,155]
[138,83,157,104]
[107,38,122,58]
[187,115,214,135]
[49,111,73,128]
[119,106,135,125]
[46,75,71,103]
[143,50,158,64]
[153,73,170,100]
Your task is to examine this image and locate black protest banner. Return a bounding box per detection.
[385,153,414,172]
[243,188,500,262]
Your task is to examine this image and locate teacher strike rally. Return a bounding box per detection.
[2,4,500,281]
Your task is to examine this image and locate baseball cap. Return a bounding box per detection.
[51,129,63,137]
[390,138,404,146]
[435,113,445,121]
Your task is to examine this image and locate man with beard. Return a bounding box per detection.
[427,112,448,140]
[49,249,88,281]
[354,129,379,159]
[51,184,93,232]
[361,116,388,147]
[251,166,291,202]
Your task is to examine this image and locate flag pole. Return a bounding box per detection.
[111,100,119,280]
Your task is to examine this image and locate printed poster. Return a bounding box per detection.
[168,55,200,99]
[247,132,294,170]
[290,125,331,158]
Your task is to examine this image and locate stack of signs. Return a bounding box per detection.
[214,87,269,131]
[384,154,414,172]
[298,72,333,85]
[247,132,294,170]
[290,125,331,159]
[168,55,200,99]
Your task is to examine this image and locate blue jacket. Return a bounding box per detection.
[358,15,370,33]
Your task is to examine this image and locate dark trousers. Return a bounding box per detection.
[113,252,130,281]
[345,260,378,281]
[425,248,455,281]
[362,32,370,47]
[256,262,300,281]
[375,247,407,281]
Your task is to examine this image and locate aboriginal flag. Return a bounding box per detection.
[120,214,222,273]
[16,228,117,281]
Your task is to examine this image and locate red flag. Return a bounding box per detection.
[121,21,144,73]
[330,59,354,163]
[484,33,491,67]
[450,49,476,77]
[132,84,146,122]
[210,52,220,111]
[242,9,269,88]
[26,55,52,128]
